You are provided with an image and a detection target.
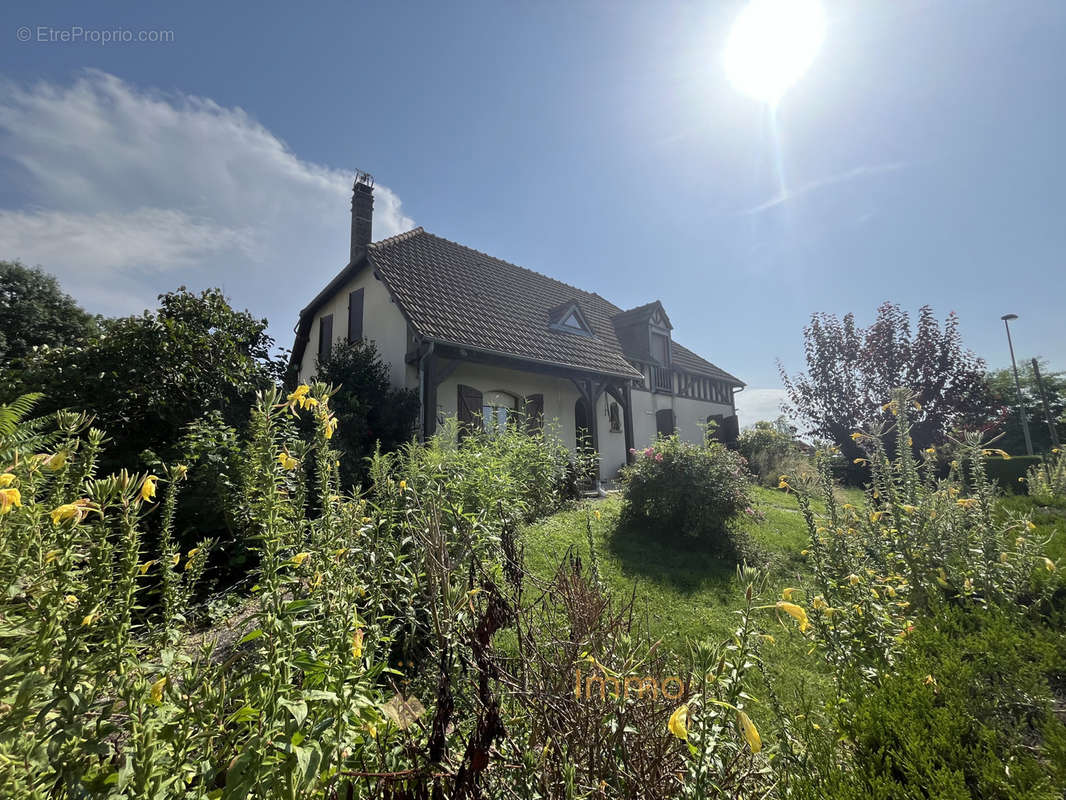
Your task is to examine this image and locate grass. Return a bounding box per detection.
[521,486,861,650]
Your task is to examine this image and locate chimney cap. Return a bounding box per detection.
[354,170,374,189]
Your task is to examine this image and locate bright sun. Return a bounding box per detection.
[724,0,826,104]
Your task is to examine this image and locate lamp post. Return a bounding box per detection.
[1001,314,1033,456]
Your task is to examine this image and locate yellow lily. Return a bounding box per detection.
[737,710,761,754]
[776,601,810,633]
[150,676,167,703]
[0,473,16,488]
[0,487,22,513]
[140,474,159,502]
[668,704,689,740]
[352,628,364,660]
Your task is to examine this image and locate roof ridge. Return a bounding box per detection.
[369,226,425,248]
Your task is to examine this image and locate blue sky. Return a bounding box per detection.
[1,1,1064,425]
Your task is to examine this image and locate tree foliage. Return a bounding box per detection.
[311,338,420,488]
[3,287,282,472]
[0,260,96,362]
[984,359,1064,455]
[779,303,990,471]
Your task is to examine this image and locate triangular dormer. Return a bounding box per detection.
[547,300,594,337]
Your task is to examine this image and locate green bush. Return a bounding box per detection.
[738,419,813,487]
[1026,449,1066,500]
[801,608,1066,800]
[985,455,1043,492]
[620,435,755,552]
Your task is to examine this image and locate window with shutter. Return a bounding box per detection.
[318,314,333,363]
[348,288,364,341]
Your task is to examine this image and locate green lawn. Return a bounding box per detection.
[521,486,859,649]
[519,483,1063,728]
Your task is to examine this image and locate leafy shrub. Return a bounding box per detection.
[738,419,813,487]
[311,338,420,488]
[1027,448,1066,500]
[773,389,1065,798]
[984,454,1042,492]
[797,608,1066,800]
[620,435,755,553]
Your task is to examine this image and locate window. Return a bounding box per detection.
[318,314,333,363]
[348,288,364,341]
[608,401,622,432]
[656,408,676,437]
[548,301,594,336]
[481,390,519,435]
[651,332,669,365]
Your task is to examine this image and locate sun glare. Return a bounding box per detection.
[724,0,826,105]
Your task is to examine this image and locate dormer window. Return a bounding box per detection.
[548,300,594,337]
[650,331,670,366]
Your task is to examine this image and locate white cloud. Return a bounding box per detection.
[734,387,790,429]
[0,70,414,337]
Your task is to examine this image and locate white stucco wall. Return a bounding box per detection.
[298,268,413,388]
[629,387,735,447]
[434,362,630,481]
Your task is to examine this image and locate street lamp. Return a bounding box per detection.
[1000,314,1033,456]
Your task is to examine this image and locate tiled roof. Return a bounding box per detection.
[365,229,743,386]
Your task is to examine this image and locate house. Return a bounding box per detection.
[290,175,744,481]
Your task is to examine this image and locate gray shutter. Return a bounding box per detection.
[318,314,333,363]
[347,288,364,341]
[655,408,676,437]
[722,415,740,445]
[457,384,483,439]
[524,394,544,432]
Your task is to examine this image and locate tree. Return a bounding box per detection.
[3,287,282,472]
[311,339,419,488]
[780,303,991,474]
[0,260,96,362]
[983,359,1064,454]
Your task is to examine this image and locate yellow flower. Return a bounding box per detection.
[172,464,189,481]
[291,551,311,567]
[50,498,100,526]
[81,611,97,627]
[187,547,200,559]
[352,628,364,660]
[777,478,791,490]
[594,510,601,521]
[850,432,863,441]
[171,553,181,567]
[853,458,868,465]
[138,560,156,575]
[64,594,78,605]
[287,385,310,404]
[140,474,159,502]
[900,504,918,514]
[277,452,299,471]
[668,704,689,740]
[812,595,828,611]
[0,473,16,487]
[847,574,860,585]
[1042,558,1056,572]
[324,416,338,439]
[0,487,22,513]
[870,511,884,522]
[776,601,810,633]
[44,549,62,564]
[1026,521,1037,532]
[150,676,167,703]
[923,447,936,456]
[398,480,407,491]
[737,710,762,754]
[782,587,797,601]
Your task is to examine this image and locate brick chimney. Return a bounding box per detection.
[350,171,374,264]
